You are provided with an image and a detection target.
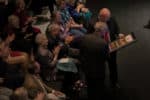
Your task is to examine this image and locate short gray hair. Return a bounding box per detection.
[94,21,108,32]
[46,23,60,33]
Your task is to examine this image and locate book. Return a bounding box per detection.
[109,33,136,53]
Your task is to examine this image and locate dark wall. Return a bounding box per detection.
[87,0,150,100]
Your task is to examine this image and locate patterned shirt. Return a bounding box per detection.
[59,8,71,24]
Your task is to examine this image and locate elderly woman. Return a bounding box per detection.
[51,11,75,44]
[13,0,33,28]
[51,10,85,44]
[35,33,61,81]
[46,23,62,51]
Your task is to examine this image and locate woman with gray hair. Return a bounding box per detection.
[35,33,61,81]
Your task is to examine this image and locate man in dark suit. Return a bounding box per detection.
[79,22,109,100]
[98,8,124,88]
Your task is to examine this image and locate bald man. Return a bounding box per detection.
[98,8,123,88]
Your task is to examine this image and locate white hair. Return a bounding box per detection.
[46,23,60,33]
[94,21,108,32]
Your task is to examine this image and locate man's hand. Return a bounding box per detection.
[53,46,61,55]
[118,33,125,39]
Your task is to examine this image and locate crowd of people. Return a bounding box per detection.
[0,0,125,100]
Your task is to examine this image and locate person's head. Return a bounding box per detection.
[52,11,62,23]
[46,23,61,37]
[28,88,45,100]
[8,15,20,29]
[57,0,66,9]
[10,87,28,100]
[35,33,48,46]
[98,8,111,22]
[94,21,108,33]
[15,0,25,11]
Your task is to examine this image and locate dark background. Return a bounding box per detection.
[86,0,150,100]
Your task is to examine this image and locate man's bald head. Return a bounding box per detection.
[99,8,111,22]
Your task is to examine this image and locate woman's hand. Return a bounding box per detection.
[53,46,61,56]
[118,33,125,39]
[52,90,65,97]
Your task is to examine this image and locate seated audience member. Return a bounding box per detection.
[16,0,41,43]
[57,0,87,37]
[75,2,92,25]
[0,39,25,90]
[23,63,66,100]
[10,87,29,100]
[46,22,77,57]
[67,0,92,26]
[0,31,30,72]
[14,0,32,28]
[35,33,61,81]
[51,11,86,49]
[46,23,62,51]
[13,0,40,52]
[4,14,32,53]
[51,11,84,39]
[66,0,82,23]
[51,11,71,40]
[4,15,20,36]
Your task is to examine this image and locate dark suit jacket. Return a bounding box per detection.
[79,33,109,78]
[107,17,120,41]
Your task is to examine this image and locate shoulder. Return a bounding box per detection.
[108,17,118,23]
